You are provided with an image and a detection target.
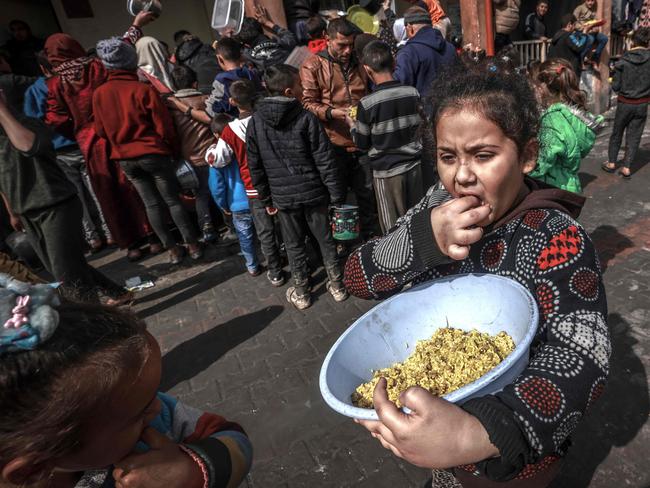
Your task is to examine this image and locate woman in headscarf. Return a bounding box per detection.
[44,12,159,261]
[136,36,176,93]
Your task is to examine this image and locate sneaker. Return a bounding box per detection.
[188,243,204,260]
[327,281,349,302]
[248,267,263,277]
[267,270,285,287]
[201,224,218,243]
[169,246,185,264]
[286,286,311,310]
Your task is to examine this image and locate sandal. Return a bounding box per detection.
[105,290,134,307]
[618,169,631,179]
[601,162,617,173]
[127,248,143,262]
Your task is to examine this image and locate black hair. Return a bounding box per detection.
[171,65,197,90]
[230,79,257,109]
[632,27,650,48]
[306,15,327,38]
[561,13,576,27]
[210,113,233,135]
[354,33,377,61]
[426,62,540,156]
[235,17,264,46]
[326,18,361,38]
[536,0,549,6]
[0,302,149,469]
[35,50,52,72]
[215,37,242,62]
[173,29,192,45]
[9,20,29,30]
[362,40,395,72]
[264,64,299,96]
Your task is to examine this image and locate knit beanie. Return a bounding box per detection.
[96,37,138,71]
[404,9,432,26]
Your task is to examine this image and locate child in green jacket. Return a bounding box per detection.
[530,59,603,193]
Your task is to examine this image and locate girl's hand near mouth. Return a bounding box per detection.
[430,196,491,260]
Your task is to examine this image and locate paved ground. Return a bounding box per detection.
[91,112,650,488]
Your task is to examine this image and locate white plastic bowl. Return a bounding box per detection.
[319,273,539,420]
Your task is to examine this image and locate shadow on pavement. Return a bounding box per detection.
[579,172,598,190]
[589,225,634,273]
[160,305,284,391]
[135,262,242,318]
[550,313,649,488]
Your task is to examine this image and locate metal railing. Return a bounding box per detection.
[512,39,550,66]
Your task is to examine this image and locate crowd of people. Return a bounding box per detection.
[0,1,649,487]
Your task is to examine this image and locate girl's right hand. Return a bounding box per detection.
[430,196,491,261]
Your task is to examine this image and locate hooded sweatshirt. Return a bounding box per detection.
[531,103,600,194]
[175,38,221,95]
[343,179,607,483]
[548,29,588,75]
[611,47,650,103]
[246,96,344,209]
[394,26,457,98]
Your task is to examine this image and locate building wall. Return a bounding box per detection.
[48,0,215,49]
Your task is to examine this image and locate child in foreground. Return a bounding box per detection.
[345,63,609,487]
[530,58,603,193]
[0,275,252,488]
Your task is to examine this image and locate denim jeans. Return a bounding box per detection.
[581,32,608,62]
[119,154,198,249]
[232,210,259,272]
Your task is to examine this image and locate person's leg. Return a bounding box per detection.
[142,155,198,245]
[277,208,310,292]
[56,148,100,243]
[79,163,113,241]
[303,205,347,295]
[249,198,283,275]
[405,164,425,210]
[194,165,216,239]
[374,176,395,235]
[607,102,633,166]
[622,103,649,172]
[231,210,259,272]
[120,158,177,249]
[580,34,596,60]
[351,153,380,239]
[591,32,609,62]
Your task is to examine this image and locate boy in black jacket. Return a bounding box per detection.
[603,27,650,178]
[548,13,589,75]
[247,64,348,310]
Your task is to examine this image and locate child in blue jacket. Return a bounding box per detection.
[206,114,261,275]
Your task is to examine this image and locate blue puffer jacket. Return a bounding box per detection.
[208,156,250,213]
[394,26,457,98]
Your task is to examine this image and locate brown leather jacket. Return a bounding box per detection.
[300,49,369,149]
[169,89,214,166]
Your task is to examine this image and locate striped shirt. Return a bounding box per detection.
[351,80,423,172]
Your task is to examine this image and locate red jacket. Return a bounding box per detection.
[92,70,178,160]
[219,116,258,199]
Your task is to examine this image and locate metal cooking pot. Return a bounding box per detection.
[127,0,162,17]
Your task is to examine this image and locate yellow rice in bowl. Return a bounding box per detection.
[351,327,515,408]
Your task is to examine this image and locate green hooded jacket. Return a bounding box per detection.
[530,103,599,194]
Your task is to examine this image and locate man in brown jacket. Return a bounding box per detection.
[168,65,219,242]
[300,18,379,238]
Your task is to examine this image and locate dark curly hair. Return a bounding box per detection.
[424,61,541,157]
[0,302,150,472]
[234,17,263,47]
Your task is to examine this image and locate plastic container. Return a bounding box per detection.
[127,0,162,17]
[331,204,359,241]
[319,273,539,420]
[347,5,380,35]
[211,0,245,35]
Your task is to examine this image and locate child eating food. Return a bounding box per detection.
[0,275,252,488]
[344,62,609,487]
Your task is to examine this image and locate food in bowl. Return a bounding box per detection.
[351,327,515,408]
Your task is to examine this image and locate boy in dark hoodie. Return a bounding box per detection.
[247,64,348,310]
[205,38,260,118]
[548,13,589,75]
[603,27,650,178]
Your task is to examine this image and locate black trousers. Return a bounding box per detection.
[608,101,648,169]
[277,204,342,294]
[249,198,283,275]
[21,197,124,300]
[332,146,380,239]
[119,154,198,249]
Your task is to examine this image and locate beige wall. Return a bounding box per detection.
[49,0,215,49]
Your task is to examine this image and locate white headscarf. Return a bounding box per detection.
[135,36,176,90]
[393,18,408,47]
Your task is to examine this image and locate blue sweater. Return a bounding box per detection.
[394,26,457,98]
[23,77,77,151]
[208,158,250,213]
